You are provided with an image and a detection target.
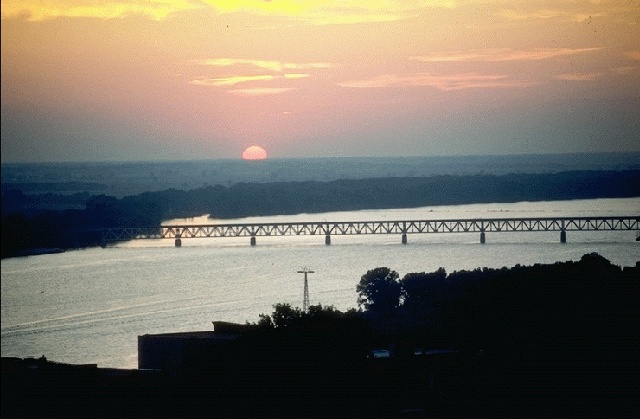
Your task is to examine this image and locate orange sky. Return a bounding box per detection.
[2,0,639,162]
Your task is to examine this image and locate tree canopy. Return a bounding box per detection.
[356,267,401,313]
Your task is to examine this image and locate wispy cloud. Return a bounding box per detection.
[283,73,310,80]
[189,73,309,87]
[1,0,200,21]
[227,87,297,96]
[202,0,458,25]
[195,58,333,72]
[2,0,458,23]
[338,72,535,91]
[411,47,604,63]
[190,75,275,87]
[610,66,639,75]
[554,72,601,81]
[499,8,603,23]
[189,57,325,94]
[625,50,640,61]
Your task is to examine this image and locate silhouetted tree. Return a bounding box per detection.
[356,267,401,314]
[400,267,447,311]
[259,303,303,329]
[256,303,364,330]
[397,268,449,333]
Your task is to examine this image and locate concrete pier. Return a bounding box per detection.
[325,234,331,245]
[401,233,408,244]
[175,238,182,247]
[480,231,486,244]
[560,230,567,243]
[250,236,256,246]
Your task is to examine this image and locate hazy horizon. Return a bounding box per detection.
[3,152,639,200]
[2,150,640,166]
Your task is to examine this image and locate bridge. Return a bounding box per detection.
[98,216,640,246]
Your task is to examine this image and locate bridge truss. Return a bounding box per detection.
[99,216,639,245]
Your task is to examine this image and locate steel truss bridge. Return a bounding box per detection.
[99,216,640,246]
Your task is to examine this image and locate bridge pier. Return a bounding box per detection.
[325,234,331,245]
[250,236,256,246]
[175,238,182,247]
[560,230,567,243]
[480,231,486,244]
[401,233,407,244]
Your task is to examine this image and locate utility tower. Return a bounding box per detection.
[297,268,315,312]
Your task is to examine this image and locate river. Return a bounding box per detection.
[2,198,638,369]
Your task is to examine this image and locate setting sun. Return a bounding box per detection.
[242,145,267,160]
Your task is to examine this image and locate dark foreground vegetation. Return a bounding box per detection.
[2,254,638,416]
[2,169,639,258]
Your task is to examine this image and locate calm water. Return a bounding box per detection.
[2,198,638,369]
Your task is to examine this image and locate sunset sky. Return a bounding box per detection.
[2,0,639,162]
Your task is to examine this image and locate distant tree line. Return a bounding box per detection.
[2,170,639,258]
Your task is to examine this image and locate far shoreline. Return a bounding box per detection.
[161,197,640,226]
[11,248,65,257]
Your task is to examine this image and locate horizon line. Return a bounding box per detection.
[2,150,640,166]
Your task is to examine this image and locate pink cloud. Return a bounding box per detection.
[338,72,535,91]
[411,47,603,63]
[227,87,296,96]
[625,51,640,61]
[554,72,601,81]
[190,75,275,86]
[499,9,604,23]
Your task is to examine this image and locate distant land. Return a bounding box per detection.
[3,152,639,198]
[2,153,639,258]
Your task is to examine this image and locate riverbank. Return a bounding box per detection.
[10,248,65,257]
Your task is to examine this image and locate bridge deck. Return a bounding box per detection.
[99,216,639,243]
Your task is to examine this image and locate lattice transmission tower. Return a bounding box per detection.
[297,268,315,312]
